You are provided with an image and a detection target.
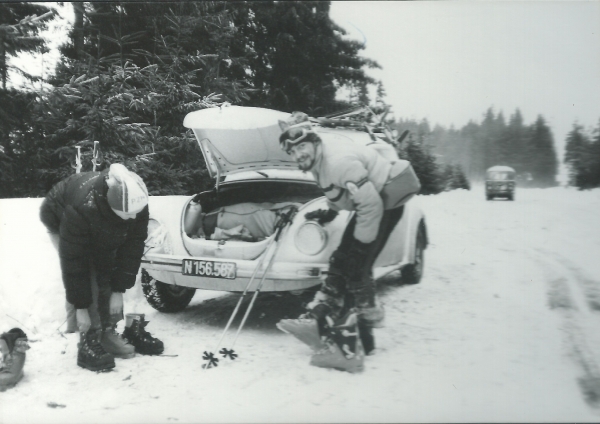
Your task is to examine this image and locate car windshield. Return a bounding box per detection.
[487,172,514,181]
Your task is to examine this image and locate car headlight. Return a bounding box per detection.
[294,221,327,255]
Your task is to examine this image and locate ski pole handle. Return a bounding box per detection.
[92,141,100,171]
[73,146,82,173]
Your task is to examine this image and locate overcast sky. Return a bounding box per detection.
[330,1,600,156]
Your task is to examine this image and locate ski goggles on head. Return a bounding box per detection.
[279,126,315,152]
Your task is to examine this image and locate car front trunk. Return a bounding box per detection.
[181,178,323,260]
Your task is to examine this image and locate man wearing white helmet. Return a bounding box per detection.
[40,163,164,372]
[277,112,420,373]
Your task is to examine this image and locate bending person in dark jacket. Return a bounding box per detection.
[40,163,164,372]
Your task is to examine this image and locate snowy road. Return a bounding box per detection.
[1,186,600,423]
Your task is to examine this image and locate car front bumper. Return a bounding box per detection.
[141,253,327,292]
[486,183,514,195]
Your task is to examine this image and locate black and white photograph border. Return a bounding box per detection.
[1,1,599,423]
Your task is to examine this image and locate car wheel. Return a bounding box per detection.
[508,193,514,201]
[486,194,493,201]
[400,224,426,285]
[141,269,196,312]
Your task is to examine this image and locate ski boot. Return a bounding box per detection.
[310,312,364,373]
[277,285,344,351]
[101,326,135,359]
[0,328,30,391]
[77,329,115,372]
[122,314,164,355]
[276,313,326,351]
[352,284,385,328]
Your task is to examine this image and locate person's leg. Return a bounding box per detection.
[88,265,105,330]
[277,217,357,350]
[307,215,357,320]
[361,206,405,275]
[64,301,78,333]
[48,232,79,333]
[348,206,405,347]
[93,266,134,359]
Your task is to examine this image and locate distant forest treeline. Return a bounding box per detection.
[391,110,600,191]
[0,2,598,198]
[392,108,559,187]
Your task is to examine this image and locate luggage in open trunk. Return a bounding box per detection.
[181,176,323,260]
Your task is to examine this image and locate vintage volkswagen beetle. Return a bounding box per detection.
[140,106,428,312]
[485,165,516,201]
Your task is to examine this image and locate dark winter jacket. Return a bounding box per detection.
[39,170,149,309]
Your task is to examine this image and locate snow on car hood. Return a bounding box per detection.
[183,106,297,178]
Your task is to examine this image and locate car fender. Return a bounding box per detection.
[273,196,352,265]
[146,195,190,256]
[402,198,426,263]
[371,198,425,275]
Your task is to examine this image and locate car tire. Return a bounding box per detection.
[400,224,426,285]
[486,194,493,201]
[508,193,514,201]
[141,269,196,312]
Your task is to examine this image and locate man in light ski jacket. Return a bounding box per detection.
[40,163,164,372]
[277,112,419,372]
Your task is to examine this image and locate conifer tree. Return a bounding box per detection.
[22,5,230,196]
[398,133,443,195]
[231,1,380,114]
[528,115,558,187]
[589,120,600,188]
[0,2,55,89]
[4,1,381,197]
[564,121,600,189]
[564,124,591,188]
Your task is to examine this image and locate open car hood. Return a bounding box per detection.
[183,106,296,179]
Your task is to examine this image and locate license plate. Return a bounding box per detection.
[182,259,236,279]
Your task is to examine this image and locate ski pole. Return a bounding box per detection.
[202,206,297,368]
[226,234,282,351]
[220,206,298,360]
[202,230,280,369]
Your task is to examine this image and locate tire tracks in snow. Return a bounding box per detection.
[531,247,600,408]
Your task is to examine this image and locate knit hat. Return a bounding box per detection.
[106,164,148,213]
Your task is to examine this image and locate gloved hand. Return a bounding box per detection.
[304,209,338,225]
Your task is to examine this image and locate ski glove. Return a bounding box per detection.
[305,209,338,225]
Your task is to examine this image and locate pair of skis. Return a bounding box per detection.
[72,140,101,173]
[202,206,297,369]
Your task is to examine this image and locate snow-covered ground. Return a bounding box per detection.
[1,186,600,423]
